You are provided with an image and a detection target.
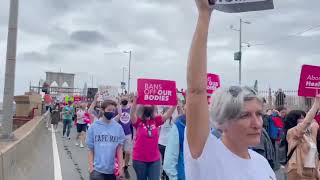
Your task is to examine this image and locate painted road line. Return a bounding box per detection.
[52,124,63,180]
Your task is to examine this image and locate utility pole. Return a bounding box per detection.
[1,0,19,140]
[231,18,250,86]
[239,19,242,85]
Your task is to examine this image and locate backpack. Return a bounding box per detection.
[268,115,284,141]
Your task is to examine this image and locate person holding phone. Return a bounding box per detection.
[183,0,276,179]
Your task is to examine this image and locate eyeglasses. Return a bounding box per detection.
[229,86,242,97]
[228,86,257,98]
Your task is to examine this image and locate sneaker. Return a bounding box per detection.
[80,144,84,148]
[75,142,80,146]
[124,167,130,179]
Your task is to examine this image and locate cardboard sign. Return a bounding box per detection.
[207,73,221,95]
[137,79,177,106]
[213,0,274,13]
[98,85,119,102]
[298,65,320,97]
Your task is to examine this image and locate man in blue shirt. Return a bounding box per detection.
[86,100,125,180]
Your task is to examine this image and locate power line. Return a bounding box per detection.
[249,24,320,47]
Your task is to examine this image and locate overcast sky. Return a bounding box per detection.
[0,0,319,100]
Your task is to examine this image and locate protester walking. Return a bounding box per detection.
[183,1,276,179]
[283,98,320,180]
[86,100,125,180]
[62,101,74,139]
[51,102,61,133]
[117,95,133,179]
[163,103,187,180]
[75,103,88,148]
[130,96,176,180]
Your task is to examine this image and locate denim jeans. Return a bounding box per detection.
[62,119,72,137]
[133,160,161,180]
[90,170,116,180]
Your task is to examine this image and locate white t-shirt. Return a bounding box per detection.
[184,133,276,180]
[159,120,173,146]
[76,109,86,124]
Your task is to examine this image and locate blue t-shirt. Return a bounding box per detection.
[86,119,125,174]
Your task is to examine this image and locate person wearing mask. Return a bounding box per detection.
[62,101,74,139]
[86,100,125,180]
[117,95,133,179]
[75,103,88,148]
[130,96,177,180]
[183,1,276,179]
[284,98,320,180]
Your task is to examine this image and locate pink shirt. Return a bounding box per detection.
[133,116,164,162]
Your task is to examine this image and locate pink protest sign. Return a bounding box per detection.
[207,73,221,95]
[298,65,320,97]
[137,79,177,106]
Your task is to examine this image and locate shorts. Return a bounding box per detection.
[123,134,133,152]
[76,123,87,133]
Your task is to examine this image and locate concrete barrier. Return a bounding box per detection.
[0,112,49,180]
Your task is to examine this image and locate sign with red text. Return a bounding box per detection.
[207,73,221,95]
[137,79,177,106]
[298,65,320,97]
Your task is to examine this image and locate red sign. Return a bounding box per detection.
[74,96,82,102]
[207,73,221,95]
[298,65,320,97]
[137,79,177,106]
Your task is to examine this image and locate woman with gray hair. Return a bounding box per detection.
[184,0,276,179]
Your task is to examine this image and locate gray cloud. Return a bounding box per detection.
[1,0,320,101]
[70,30,107,44]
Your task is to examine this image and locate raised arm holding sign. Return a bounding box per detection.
[298,65,320,97]
[184,1,276,179]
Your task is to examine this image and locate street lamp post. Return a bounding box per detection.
[231,18,251,85]
[1,0,19,140]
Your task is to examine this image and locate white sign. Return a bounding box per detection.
[98,85,119,102]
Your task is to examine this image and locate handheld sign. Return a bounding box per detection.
[98,85,118,102]
[211,0,274,13]
[298,65,320,97]
[207,73,221,95]
[137,79,177,106]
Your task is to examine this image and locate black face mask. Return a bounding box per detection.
[104,112,115,120]
[143,107,154,118]
[121,100,128,106]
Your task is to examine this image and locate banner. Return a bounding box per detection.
[298,65,320,97]
[137,79,177,106]
[213,0,274,13]
[207,73,221,95]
